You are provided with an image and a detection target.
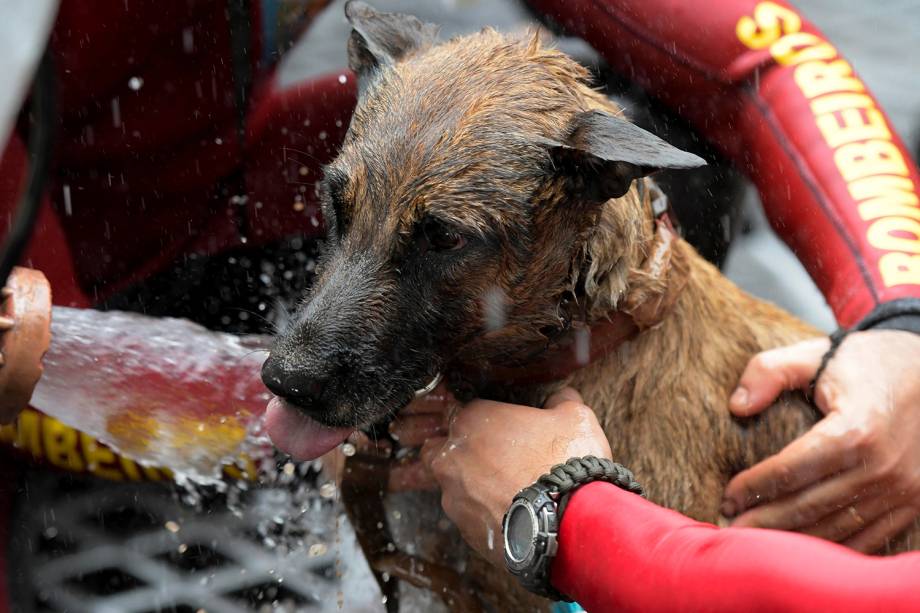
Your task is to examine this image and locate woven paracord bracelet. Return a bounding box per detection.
[538,456,645,518]
[523,456,644,603]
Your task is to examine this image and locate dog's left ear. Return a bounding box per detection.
[344,1,439,88]
[543,110,707,202]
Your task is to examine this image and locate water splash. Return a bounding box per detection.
[31,307,274,483]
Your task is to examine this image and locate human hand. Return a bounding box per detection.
[420,388,611,567]
[722,330,920,552]
[385,383,456,492]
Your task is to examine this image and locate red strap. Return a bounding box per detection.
[527,0,920,326]
[552,482,920,612]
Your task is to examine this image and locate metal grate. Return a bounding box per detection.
[10,470,382,613]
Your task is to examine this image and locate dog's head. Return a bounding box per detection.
[261,2,704,458]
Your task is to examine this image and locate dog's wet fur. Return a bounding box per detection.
[262,1,705,428]
[263,3,920,609]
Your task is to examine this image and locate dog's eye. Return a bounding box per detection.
[422,219,467,252]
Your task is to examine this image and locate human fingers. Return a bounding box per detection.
[402,383,457,415]
[729,337,829,417]
[729,468,876,530]
[722,418,855,517]
[801,491,899,543]
[419,435,450,470]
[544,387,584,409]
[844,506,919,554]
[389,459,439,492]
[389,414,448,447]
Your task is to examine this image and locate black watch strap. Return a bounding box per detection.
[505,456,644,602]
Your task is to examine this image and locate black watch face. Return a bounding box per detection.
[506,503,537,563]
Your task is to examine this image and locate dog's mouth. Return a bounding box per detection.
[264,371,443,460]
[263,397,354,460]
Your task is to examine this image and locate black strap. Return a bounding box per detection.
[0,48,55,289]
[856,298,920,335]
[810,298,920,395]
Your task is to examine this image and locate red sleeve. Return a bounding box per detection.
[551,482,920,612]
[527,0,920,326]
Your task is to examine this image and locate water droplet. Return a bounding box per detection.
[342,442,356,457]
[319,482,336,498]
[182,27,195,53]
[165,520,180,533]
[574,326,591,365]
[128,76,144,91]
[482,286,509,331]
[111,98,122,128]
[62,184,73,217]
[338,74,348,84]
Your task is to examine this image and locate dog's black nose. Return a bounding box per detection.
[261,354,328,414]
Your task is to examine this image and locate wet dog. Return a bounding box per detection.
[261,3,915,610]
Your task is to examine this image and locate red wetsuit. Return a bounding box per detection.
[1,0,920,611]
[4,0,920,320]
[553,482,920,612]
[527,0,920,327]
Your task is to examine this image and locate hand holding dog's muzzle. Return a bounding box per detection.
[418,387,612,568]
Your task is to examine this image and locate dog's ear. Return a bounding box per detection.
[543,110,707,202]
[345,1,439,87]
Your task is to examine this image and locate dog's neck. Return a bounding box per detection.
[448,181,689,401]
[477,215,686,386]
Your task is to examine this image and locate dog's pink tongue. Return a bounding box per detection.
[264,397,352,460]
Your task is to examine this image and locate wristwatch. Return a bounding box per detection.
[502,456,644,601]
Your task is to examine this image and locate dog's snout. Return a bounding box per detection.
[261,354,328,414]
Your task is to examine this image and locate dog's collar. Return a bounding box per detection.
[466,185,688,386]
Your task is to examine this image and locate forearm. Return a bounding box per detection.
[552,482,920,612]
[526,0,920,326]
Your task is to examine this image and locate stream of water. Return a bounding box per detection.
[27,306,387,611]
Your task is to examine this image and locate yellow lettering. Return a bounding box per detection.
[811,92,873,114]
[15,409,42,457]
[142,465,165,481]
[834,140,909,181]
[43,418,84,472]
[794,60,864,98]
[817,107,891,148]
[80,433,124,481]
[736,2,802,50]
[859,201,920,222]
[849,175,917,202]
[867,217,920,254]
[771,32,836,66]
[880,252,920,286]
[120,456,143,481]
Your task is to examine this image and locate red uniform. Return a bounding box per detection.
[1,0,920,611]
[6,0,920,321]
[554,482,920,612]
